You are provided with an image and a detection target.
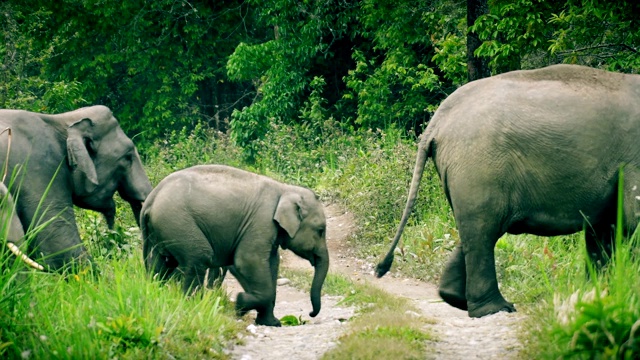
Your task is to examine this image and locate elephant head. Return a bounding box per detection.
[63,106,151,228]
[0,105,152,270]
[274,189,329,317]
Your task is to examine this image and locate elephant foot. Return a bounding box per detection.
[255,313,281,327]
[235,306,250,318]
[468,298,516,318]
[439,288,468,311]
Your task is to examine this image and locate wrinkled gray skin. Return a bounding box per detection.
[0,105,152,270]
[0,182,43,270]
[0,182,25,244]
[376,64,640,318]
[141,165,329,327]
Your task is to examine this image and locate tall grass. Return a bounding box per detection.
[3,255,238,359]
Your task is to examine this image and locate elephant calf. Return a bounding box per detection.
[141,165,329,327]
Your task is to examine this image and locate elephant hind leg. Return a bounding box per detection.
[143,242,178,282]
[180,264,211,295]
[438,244,468,310]
[450,210,514,318]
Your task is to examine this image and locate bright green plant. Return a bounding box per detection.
[280,315,307,326]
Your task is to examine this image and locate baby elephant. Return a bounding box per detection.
[141,165,329,326]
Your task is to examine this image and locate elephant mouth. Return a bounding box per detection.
[308,253,320,267]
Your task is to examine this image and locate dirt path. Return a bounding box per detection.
[226,204,524,359]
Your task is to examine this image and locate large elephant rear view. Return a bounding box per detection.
[376,64,640,318]
[0,105,152,270]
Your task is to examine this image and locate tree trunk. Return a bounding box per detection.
[467,0,490,82]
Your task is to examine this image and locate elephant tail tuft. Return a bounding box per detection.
[375,256,393,278]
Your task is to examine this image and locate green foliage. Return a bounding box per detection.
[344,50,440,130]
[77,210,139,261]
[0,3,87,112]
[226,0,359,155]
[473,0,640,74]
[548,0,640,72]
[7,0,257,147]
[525,234,640,359]
[344,0,464,131]
[144,122,246,185]
[471,0,558,73]
[254,113,357,188]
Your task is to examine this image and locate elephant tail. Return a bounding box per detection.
[376,131,433,278]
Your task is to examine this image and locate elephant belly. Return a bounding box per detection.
[506,213,585,236]
[505,197,612,236]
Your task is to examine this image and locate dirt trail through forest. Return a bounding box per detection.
[226,204,524,359]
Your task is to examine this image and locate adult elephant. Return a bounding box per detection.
[375,64,640,318]
[0,105,152,270]
[141,165,329,327]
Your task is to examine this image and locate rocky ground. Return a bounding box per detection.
[225,204,525,359]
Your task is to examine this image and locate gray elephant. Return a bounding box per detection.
[376,64,640,318]
[141,164,329,327]
[0,105,152,270]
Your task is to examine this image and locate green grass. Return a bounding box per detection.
[1,251,241,359]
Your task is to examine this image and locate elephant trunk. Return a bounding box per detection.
[118,150,152,227]
[309,246,329,317]
[128,200,144,227]
[375,132,432,278]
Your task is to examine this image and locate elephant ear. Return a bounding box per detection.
[274,193,303,238]
[66,118,99,195]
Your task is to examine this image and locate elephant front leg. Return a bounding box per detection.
[232,253,280,327]
[585,222,614,271]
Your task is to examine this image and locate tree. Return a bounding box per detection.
[9,0,259,146]
[466,0,489,81]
